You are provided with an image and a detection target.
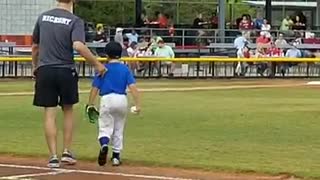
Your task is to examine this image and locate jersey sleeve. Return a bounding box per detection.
[92,74,102,89]
[32,17,40,44]
[126,69,136,86]
[71,18,86,43]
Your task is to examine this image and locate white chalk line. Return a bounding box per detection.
[0,164,198,180]
[0,83,309,96]
[0,171,68,179]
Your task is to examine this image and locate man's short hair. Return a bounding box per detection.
[57,0,74,3]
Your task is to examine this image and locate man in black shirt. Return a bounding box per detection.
[32,0,106,168]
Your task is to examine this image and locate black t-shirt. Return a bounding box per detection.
[32,8,85,68]
[193,18,204,29]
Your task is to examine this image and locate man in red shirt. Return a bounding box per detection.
[256,32,270,45]
[267,42,282,57]
[157,13,168,28]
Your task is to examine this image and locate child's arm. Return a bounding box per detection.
[88,87,99,105]
[88,72,103,105]
[128,84,141,112]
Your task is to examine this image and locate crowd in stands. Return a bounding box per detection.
[86,10,320,77]
[92,24,176,77]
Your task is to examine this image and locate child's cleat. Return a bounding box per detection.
[98,145,108,166]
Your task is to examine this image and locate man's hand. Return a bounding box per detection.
[73,41,107,76]
[95,63,107,77]
[32,67,37,79]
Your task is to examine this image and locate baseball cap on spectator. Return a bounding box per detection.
[116,28,123,33]
[105,41,122,59]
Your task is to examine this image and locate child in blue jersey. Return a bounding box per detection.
[87,41,141,166]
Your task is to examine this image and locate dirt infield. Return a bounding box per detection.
[0,156,294,180]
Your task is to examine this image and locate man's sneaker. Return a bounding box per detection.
[98,145,108,166]
[111,158,121,166]
[48,156,60,168]
[61,151,77,165]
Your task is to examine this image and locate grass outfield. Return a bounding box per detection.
[0,80,319,179]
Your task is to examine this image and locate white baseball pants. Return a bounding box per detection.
[98,93,128,153]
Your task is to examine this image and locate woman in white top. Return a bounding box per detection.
[126,42,139,74]
[261,19,271,37]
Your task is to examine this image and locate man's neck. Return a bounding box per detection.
[57,2,73,13]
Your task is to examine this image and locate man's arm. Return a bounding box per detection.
[31,18,40,74]
[72,19,106,75]
[128,84,141,111]
[32,44,39,70]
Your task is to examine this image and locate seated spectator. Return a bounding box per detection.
[256,31,270,46]
[235,45,250,76]
[154,40,175,77]
[193,13,206,37]
[280,16,293,31]
[304,33,320,44]
[126,42,139,73]
[125,29,139,46]
[234,31,250,51]
[267,42,283,57]
[254,14,264,30]
[93,26,106,43]
[255,47,269,76]
[115,27,125,48]
[280,42,302,76]
[157,13,168,28]
[294,32,303,45]
[239,15,253,30]
[275,33,288,47]
[210,12,218,29]
[261,19,271,36]
[280,16,294,36]
[293,15,306,30]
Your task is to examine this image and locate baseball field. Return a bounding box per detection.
[0,79,319,180]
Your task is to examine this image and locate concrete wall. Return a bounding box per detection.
[0,0,56,35]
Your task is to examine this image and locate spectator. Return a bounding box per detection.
[93,25,106,43]
[281,42,302,76]
[127,41,138,57]
[275,33,288,47]
[294,32,303,45]
[234,31,250,51]
[293,15,306,30]
[193,13,206,37]
[157,12,168,28]
[254,14,264,30]
[256,31,270,45]
[137,12,149,27]
[304,33,320,44]
[114,27,124,48]
[239,15,253,30]
[154,40,175,77]
[125,29,139,46]
[235,45,250,76]
[280,16,293,33]
[255,47,269,76]
[210,12,218,29]
[267,42,283,57]
[126,42,139,74]
[261,19,271,36]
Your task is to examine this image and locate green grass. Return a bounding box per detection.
[0,81,320,179]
